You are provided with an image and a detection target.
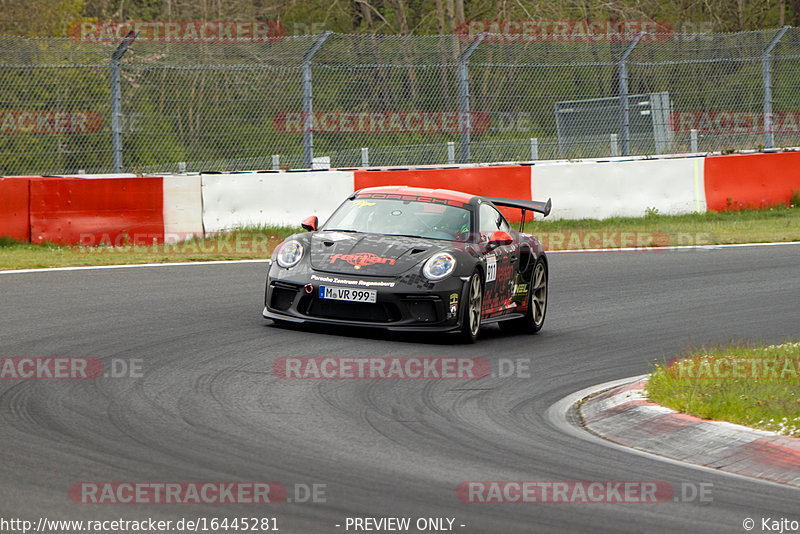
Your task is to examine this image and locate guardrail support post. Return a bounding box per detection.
[447,141,455,164]
[762,26,789,149]
[111,30,139,174]
[361,147,369,167]
[302,31,332,169]
[458,33,485,164]
[618,32,643,157]
[530,138,538,161]
[610,133,619,157]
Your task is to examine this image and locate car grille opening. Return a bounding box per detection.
[404,300,437,322]
[307,299,396,323]
[270,283,299,311]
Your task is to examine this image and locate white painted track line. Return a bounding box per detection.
[0,259,269,275]
[1,241,798,274]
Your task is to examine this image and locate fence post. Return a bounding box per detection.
[111,30,139,174]
[618,32,643,157]
[302,31,332,169]
[458,33,485,164]
[762,26,789,149]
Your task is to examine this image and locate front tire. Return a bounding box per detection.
[460,271,483,343]
[499,257,548,334]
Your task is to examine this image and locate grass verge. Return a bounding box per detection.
[522,204,800,250]
[0,225,297,270]
[647,341,800,436]
[0,206,798,270]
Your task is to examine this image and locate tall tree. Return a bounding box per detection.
[0,0,84,36]
[791,0,800,25]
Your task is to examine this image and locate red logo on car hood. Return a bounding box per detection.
[330,252,396,268]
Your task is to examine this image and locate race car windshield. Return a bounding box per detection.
[323,197,473,241]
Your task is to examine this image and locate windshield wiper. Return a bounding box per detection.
[323,228,359,233]
[388,233,426,239]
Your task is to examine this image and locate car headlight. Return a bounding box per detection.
[422,252,456,280]
[275,240,304,268]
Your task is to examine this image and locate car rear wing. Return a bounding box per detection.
[484,197,552,233]
[484,197,552,217]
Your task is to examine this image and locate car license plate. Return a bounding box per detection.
[318,285,377,303]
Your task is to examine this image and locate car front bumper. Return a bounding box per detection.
[263,270,470,332]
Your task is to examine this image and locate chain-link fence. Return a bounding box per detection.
[2,28,800,175]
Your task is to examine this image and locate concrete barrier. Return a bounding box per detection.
[354,165,534,221]
[704,152,800,211]
[163,174,203,239]
[2,150,798,248]
[0,177,32,242]
[531,157,706,220]
[29,177,164,245]
[201,171,355,231]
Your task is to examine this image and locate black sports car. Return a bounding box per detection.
[263,186,551,342]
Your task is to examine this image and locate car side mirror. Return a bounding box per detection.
[488,230,513,247]
[301,215,318,232]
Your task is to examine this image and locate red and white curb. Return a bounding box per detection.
[579,378,800,488]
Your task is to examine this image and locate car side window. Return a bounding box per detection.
[497,213,510,233]
[479,203,510,234]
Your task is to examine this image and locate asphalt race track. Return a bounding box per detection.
[0,244,798,533]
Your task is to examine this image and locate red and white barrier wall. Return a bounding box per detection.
[704,151,800,211]
[355,165,533,222]
[29,177,165,245]
[163,174,203,238]
[531,157,705,219]
[201,171,354,232]
[1,151,798,245]
[0,174,203,246]
[0,176,32,242]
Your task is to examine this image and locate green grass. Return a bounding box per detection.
[647,341,800,436]
[0,225,297,270]
[522,205,800,250]
[1,206,799,270]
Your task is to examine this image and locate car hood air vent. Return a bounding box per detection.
[310,232,441,276]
